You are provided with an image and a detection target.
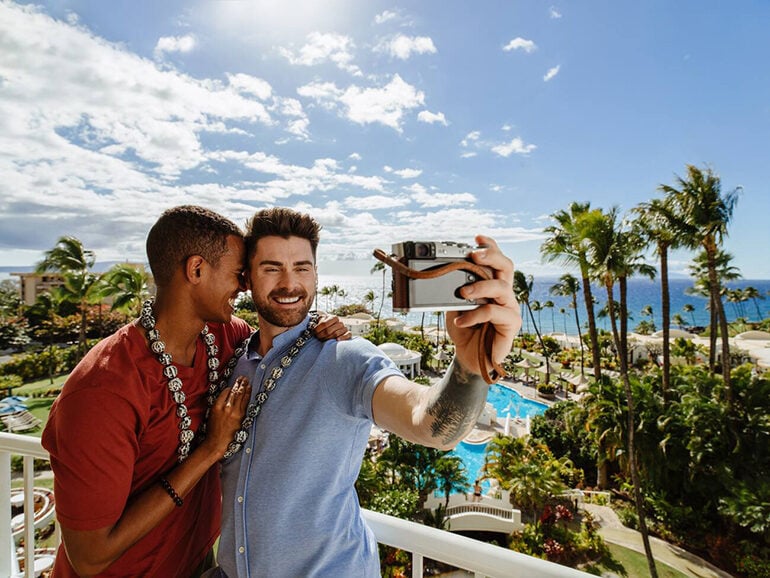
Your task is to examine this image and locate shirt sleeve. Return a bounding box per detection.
[44,387,142,530]
[320,338,403,421]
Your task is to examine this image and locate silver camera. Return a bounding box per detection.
[391,241,489,312]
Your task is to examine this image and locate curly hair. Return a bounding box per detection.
[146,205,242,286]
[244,207,321,263]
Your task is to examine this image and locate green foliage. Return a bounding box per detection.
[508,509,616,570]
[332,303,369,317]
[0,344,81,381]
[0,374,23,391]
[0,317,31,350]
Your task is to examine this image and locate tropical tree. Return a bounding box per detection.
[632,196,684,400]
[682,303,696,327]
[584,208,659,577]
[660,165,740,401]
[35,236,100,358]
[370,260,388,323]
[550,273,585,376]
[542,202,602,380]
[363,289,376,315]
[433,456,469,509]
[741,285,765,322]
[98,263,151,319]
[514,271,551,383]
[687,249,741,378]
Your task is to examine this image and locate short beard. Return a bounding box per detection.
[254,291,313,328]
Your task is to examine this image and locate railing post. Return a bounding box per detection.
[0,450,19,576]
[23,456,35,578]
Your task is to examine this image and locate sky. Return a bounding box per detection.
[1,0,769,279]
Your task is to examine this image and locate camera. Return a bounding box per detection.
[390,241,489,312]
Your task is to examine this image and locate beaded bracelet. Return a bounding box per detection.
[159,477,184,507]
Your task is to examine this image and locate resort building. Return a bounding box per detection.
[377,342,421,379]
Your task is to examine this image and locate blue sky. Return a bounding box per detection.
[1,0,768,279]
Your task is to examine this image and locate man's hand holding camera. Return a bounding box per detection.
[445,235,522,378]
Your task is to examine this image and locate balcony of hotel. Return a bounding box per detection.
[1,431,592,577]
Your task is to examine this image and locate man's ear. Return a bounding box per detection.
[184,255,205,284]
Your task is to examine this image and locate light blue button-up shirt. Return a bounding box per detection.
[217,316,402,577]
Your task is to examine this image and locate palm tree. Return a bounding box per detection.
[549,273,585,376]
[370,260,388,323]
[542,202,602,380]
[688,248,741,378]
[99,263,151,319]
[363,289,376,315]
[35,236,100,359]
[514,270,551,383]
[433,456,469,510]
[682,303,696,327]
[741,286,765,322]
[633,196,682,400]
[584,208,659,577]
[543,300,555,334]
[660,164,740,401]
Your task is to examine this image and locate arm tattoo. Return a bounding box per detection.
[426,358,489,446]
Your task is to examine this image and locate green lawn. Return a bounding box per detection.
[4,374,66,436]
[603,543,691,578]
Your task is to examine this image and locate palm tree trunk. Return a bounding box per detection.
[707,248,732,404]
[709,294,718,374]
[581,270,602,380]
[526,302,550,384]
[659,243,671,402]
[604,279,621,366]
[572,294,585,377]
[617,276,659,578]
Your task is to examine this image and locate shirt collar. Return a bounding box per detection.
[246,315,312,361]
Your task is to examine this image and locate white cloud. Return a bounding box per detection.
[417,110,448,126]
[343,194,408,210]
[227,73,273,100]
[491,138,537,157]
[409,187,476,208]
[378,34,437,60]
[348,153,362,161]
[544,65,561,82]
[154,34,196,58]
[374,10,398,25]
[461,131,481,147]
[394,168,422,179]
[278,31,361,76]
[550,7,563,19]
[503,37,537,53]
[460,152,477,159]
[300,75,424,132]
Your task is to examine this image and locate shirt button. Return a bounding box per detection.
[260,364,266,369]
[238,496,244,503]
[239,546,245,554]
[245,447,251,454]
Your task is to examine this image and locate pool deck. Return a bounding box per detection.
[460,376,576,444]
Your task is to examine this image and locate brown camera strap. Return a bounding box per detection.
[372,248,506,385]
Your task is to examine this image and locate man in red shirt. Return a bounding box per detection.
[42,206,345,577]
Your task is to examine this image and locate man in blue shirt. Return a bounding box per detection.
[215,207,521,577]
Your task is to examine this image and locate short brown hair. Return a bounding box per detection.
[244,207,321,263]
[146,205,242,286]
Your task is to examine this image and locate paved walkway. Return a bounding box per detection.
[582,504,734,578]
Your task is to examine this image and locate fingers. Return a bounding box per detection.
[221,376,251,410]
[469,235,514,287]
[314,315,352,341]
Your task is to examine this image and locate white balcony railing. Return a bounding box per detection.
[1,432,591,577]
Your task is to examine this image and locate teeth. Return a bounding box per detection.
[276,296,300,304]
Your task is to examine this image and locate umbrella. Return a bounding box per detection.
[514,358,539,382]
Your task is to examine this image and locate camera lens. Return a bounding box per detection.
[415,242,431,258]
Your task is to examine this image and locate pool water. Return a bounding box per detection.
[449,384,548,490]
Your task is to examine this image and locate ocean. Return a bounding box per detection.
[317,272,770,336]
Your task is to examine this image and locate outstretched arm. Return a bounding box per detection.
[372,236,521,450]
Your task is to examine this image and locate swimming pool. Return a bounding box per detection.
[449,384,548,489]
